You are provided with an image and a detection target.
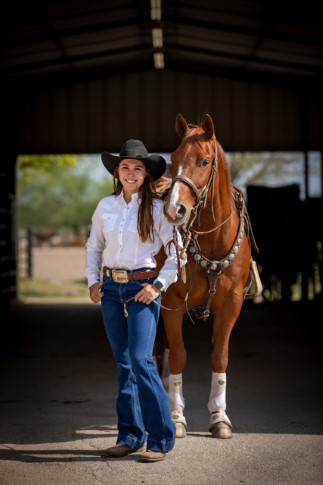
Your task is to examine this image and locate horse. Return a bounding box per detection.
[156,113,261,439]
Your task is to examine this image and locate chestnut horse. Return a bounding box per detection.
[158,113,260,439]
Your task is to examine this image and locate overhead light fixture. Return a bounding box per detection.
[154,52,164,70]
[150,0,162,21]
[151,0,164,70]
[152,28,163,48]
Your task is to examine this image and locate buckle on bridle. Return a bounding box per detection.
[111,269,129,283]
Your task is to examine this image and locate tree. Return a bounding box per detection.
[228,152,304,195]
[17,154,113,234]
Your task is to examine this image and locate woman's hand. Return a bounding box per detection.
[134,283,161,305]
[89,282,103,304]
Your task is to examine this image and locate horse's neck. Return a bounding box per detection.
[212,143,233,216]
[194,163,236,249]
[210,159,233,222]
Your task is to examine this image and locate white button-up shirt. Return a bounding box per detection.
[85,191,183,290]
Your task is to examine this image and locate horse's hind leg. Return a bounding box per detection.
[160,347,170,390]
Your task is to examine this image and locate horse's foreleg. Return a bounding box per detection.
[163,311,188,438]
[168,373,187,437]
[208,371,232,438]
[168,343,188,437]
[208,299,243,439]
[158,346,188,437]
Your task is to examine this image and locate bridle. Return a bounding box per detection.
[168,143,223,261]
[170,143,219,226]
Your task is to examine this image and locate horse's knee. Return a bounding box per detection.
[168,347,187,374]
[210,349,228,373]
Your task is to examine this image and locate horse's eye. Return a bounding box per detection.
[201,159,210,167]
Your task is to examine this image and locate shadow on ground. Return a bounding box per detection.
[0,300,322,485]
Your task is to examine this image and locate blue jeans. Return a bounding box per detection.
[100,274,175,453]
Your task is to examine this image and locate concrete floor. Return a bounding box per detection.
[0,300,322,485]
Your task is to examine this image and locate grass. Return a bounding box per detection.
[19,278,89,299]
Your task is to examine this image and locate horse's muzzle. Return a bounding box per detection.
[164,202,188,225]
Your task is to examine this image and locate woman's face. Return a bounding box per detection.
[117,158,148,195]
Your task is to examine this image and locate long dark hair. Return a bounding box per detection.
[112,168,159,243]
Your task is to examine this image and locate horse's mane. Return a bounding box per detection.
[216,142,233,190]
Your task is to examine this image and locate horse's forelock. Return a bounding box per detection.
[184,126,214,145]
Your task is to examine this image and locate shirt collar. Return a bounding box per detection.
[117,190,140,206]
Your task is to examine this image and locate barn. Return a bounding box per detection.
[1,0,322,307]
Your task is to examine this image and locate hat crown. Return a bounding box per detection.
[101,139,166,181]
[119,139,148,159]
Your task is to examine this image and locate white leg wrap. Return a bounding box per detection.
[207,372,232,430]
[161,348,170,391]
[168,373,187,426]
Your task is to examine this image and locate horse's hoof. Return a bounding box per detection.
[210,422,233,439]
[175,422,187,438]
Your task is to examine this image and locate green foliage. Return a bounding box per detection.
[17,154,113,232]
[18,154,77,173]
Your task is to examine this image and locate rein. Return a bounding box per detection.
[194,211,232,235]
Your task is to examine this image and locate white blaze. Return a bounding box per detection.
[167,165,183,220]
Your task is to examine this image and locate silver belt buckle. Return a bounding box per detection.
[111,269,129,283]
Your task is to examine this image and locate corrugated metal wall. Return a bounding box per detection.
[18,70,321,154]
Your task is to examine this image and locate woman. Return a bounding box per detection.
[85,139,182,463]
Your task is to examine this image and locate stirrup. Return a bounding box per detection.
[245,258,263,299]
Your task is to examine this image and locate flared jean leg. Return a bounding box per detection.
[127,297,175,452]
[101,281,146,448]
[101,276,175,453]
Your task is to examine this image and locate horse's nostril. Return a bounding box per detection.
[165,202,186,222]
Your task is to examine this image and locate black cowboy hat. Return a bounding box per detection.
[101,139,166,181]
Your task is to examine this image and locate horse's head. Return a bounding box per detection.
[164,113,217,225]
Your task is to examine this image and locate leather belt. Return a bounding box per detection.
[103,266,157,283]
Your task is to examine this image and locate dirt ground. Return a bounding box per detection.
[27,247,86,282]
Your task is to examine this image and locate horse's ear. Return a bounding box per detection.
[201,114,215,139]
[175,113,189,138]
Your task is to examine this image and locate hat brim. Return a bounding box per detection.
[101,152,166,182]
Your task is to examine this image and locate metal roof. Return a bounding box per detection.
[1,0,322,86]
